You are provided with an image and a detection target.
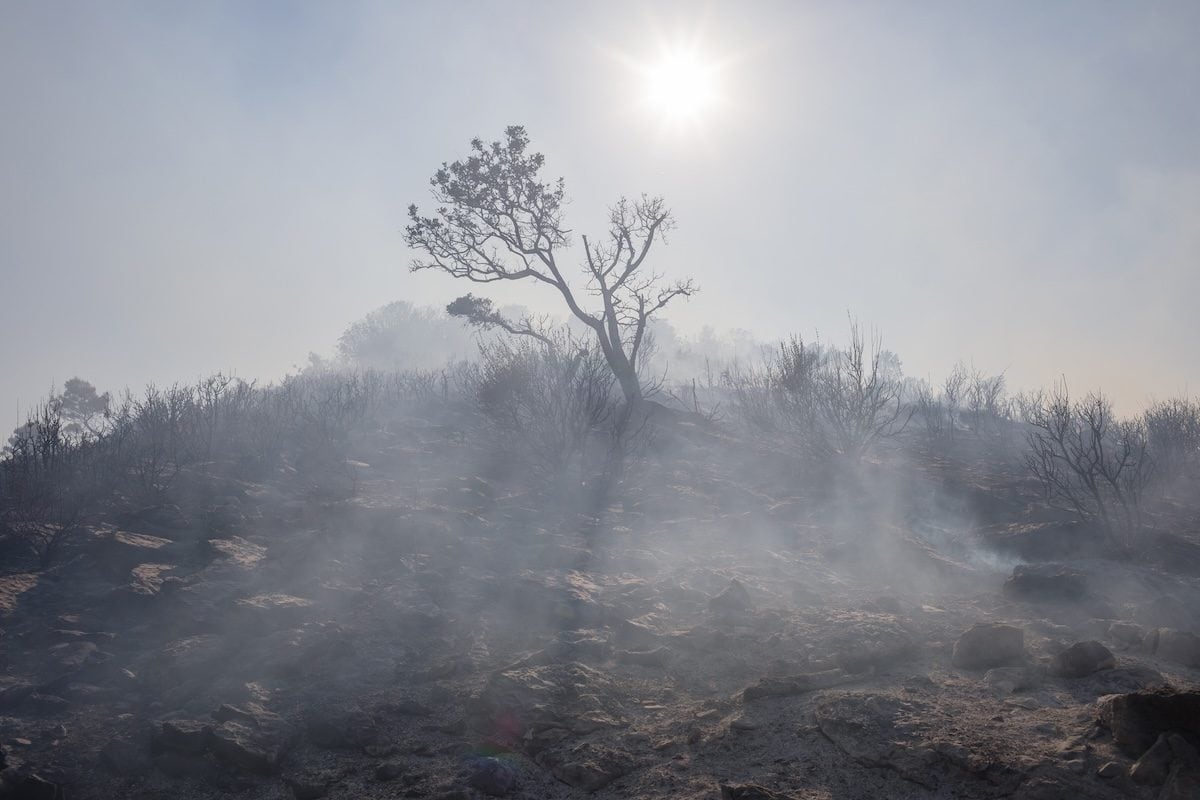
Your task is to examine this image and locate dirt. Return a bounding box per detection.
[1,415,1198,799]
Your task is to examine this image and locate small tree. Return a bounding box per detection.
[405,126,696,404]
[51,378,111,441]
[1024,380,1153,543]
[337,301,477,369]
[816,320,911,459]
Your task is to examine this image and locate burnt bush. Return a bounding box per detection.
[1024,381,1154,544]
[0,366,467,566]
[1143,397,1200,492]
[0,402,113,567]
[470,332,620,490]
[725,321,909,460]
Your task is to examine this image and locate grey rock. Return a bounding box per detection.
[467,756,518,796]
[1150,629,1200,668]
[1049,641,1116,678]
[708,579,753,614]
[1161,762,1200,800]
[1096,688,1200,757]
[1130,733,1173,785]
[616,646,672,668]
[952,623,1025,670]
[156,719,211,756]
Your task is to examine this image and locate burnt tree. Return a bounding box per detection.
[405,126,696,404]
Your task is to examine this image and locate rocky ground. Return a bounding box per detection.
[1,411,1198,799]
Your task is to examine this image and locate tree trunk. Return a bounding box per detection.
[614,363,642,405]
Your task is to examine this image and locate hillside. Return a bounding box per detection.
[1,389,1198,800]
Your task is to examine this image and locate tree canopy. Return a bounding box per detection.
[405,126,696,403]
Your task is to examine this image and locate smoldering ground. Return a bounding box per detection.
[2,312,1199,799]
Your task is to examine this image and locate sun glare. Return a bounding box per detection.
[641,46,720,129]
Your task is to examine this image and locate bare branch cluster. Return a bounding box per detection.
[725,319,910,460]
[1024,380,1153,543]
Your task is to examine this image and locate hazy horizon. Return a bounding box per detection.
[3,0,1199,425]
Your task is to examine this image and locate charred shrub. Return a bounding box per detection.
[472,331,619,492]
[1024,381,1154,544]
[1143,397,1200,492]
[0,402,111,567]
[726,320,909,461]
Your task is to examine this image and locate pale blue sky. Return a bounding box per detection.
[2,0,1198,422]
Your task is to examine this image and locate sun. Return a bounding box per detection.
[640,46,721,129]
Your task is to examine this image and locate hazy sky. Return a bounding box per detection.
[2,0,1198,424]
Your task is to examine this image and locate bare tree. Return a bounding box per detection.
[1143,397,1200,492]
[816,319,912,459]
[942,362,969,441]
[405,126,696,404]
[1024,380,1154,543]
[965,367,1008,439]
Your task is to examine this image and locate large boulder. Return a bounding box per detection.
[952,623,1025,670]
[1096,689,1200,757]
[1048,641,1115,678]
[1146,629,1200,668]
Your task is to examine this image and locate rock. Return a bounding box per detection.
[1096,688,1200,757]
[207,720,286,774]
[156,719,211,755]
[1108,621,1146,648]
[89,530,174,576]
[984,667,1040,694]
[1079,665,1165,695]
[305,706,381,751]
[1049,641,1116,678]
[616,646,672,668]
[708,579,753,614]
[539,741,637,792]
[743,669,853,701]
[1096,761,1122,779]
[1003,564,1087,603]
[1148,629,1200,668]
[615,618,661,649]
[951,623,1025,670]
[1130,733,1174,785]
[98,738,151,776]
[1161,762,1200,800]
[466,756,518,796]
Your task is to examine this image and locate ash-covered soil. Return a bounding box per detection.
[2,412,1199,799]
